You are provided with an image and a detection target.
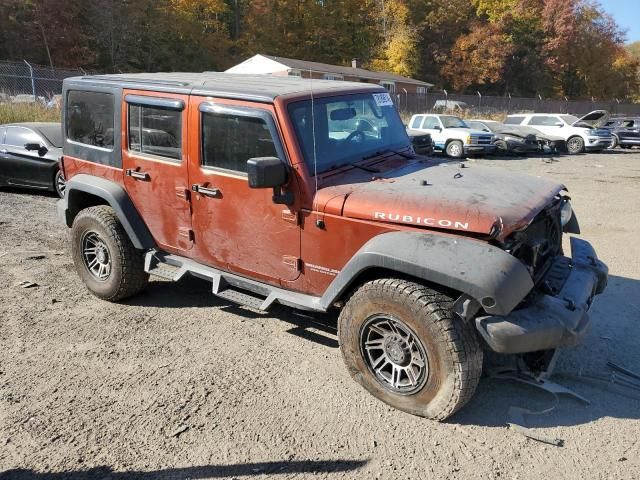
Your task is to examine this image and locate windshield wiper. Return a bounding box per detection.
[325,163,380,173]
[361,148,415,161]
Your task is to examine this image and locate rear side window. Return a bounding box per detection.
[202,112,278,173]
[504,116,525,125]
[410,116,424,129]
[527,116,559,126]
[423,116,440,129]
[66,91,115,149]
[128,105,182,160]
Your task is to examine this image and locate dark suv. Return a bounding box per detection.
[604,117,640,149]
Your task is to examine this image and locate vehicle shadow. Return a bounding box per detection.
[450,274,640,429]
[0,459,369,479]
[123,275,339,348]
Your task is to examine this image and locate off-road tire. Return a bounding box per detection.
[567,136,585,154]
[445,140,464,158]
[54,169,66,198]
[338,278,483,420]
[71,205,149,301]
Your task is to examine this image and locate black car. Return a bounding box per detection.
[466,119,568,155]
[603,117,640,149]
[465,120,540,155]
[406,129,434,156]
[0,122,65,197]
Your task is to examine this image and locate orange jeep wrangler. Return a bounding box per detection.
[58,73,607,420]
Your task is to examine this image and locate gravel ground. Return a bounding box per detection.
[1,151,639,480]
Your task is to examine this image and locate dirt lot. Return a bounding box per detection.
[1,151,639,480]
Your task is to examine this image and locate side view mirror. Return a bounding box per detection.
[434,126,442,131]
[247,156,292,205]
[25,143,47,156]
[554,122,564,127]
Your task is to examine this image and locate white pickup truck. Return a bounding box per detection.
[408,114,496,158]
[504,111,612,154]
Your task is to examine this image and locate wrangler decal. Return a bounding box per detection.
[374,212,470,230]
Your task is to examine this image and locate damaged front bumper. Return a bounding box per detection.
[475,237,608,354]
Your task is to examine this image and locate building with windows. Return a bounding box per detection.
[226,54,432,95]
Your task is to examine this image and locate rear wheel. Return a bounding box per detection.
[567,136,585,154]
[71,206,148,301]
[445,140,464,158]
[338,278,483,420]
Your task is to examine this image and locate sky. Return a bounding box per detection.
[598,0,640,43]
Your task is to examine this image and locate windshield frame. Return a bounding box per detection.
[286,92,411,176]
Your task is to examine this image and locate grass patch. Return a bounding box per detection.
[0,103,61,124]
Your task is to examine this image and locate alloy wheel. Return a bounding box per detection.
[360,314,429,395]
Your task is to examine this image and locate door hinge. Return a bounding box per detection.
[282,255,301,272]
[281,209,299,225]
[178,228,194,242]
[175,187,190,201]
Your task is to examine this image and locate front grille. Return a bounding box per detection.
[470,134,493,145]
[504,203,563,283]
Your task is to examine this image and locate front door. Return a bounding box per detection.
[2,126,52,188]
[121,90,193,253]
[187,98,301,284]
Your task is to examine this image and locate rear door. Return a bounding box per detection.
[2,126,52,187]
[526,115,562,137]
[619,119,640,141]
[187,97,301,284]
[121,91,193,253]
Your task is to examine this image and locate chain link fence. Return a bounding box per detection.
[0,60,91,104]
[2,59,639,118]
[394,91,640,119]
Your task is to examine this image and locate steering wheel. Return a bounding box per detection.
[345,130,365,143]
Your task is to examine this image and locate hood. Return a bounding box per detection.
[505,125,564,141]
[315,161,564,240]
[573,110,610,128]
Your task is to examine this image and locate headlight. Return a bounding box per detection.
[560,200,573,226]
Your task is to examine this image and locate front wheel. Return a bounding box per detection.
[567,136,585,154]
[71,205,149,301]
[338,279,483,420]
[445,140,464,158]
[608,136,618,150]
[54,170,66,198]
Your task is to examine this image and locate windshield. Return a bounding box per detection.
[287,92,410,175]
[440,116,468,128]
[560,115,579,125]
[38,125,62,148]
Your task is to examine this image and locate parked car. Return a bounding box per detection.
[408,114,496,158]
[466,119,567,155]
[58,73,607,421]
[0,122,65,197]
[406,129,434,156]
[603,117,640,149]
[504,111,612,154]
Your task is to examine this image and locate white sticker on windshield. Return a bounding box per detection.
[372,92,393,107]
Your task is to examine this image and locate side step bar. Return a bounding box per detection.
[144,250,323,313]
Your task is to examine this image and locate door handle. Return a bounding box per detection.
[126,169,150,181]
[192,184,220,198]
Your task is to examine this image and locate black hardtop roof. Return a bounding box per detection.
[65,72,385,102]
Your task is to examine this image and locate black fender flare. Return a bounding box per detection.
[320,231,534,316]
[57,174,155,250]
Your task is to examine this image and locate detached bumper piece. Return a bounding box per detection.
[475,237,608,354]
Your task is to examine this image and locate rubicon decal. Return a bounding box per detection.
[374,212,470,230]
